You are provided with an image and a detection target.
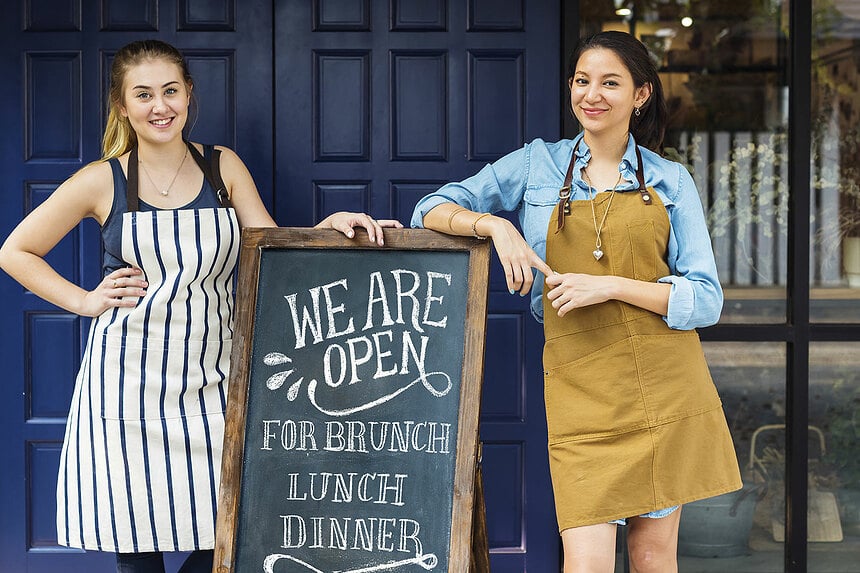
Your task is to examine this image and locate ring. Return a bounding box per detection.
[112,279,117,288]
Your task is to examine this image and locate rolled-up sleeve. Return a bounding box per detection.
[659,164,723,330]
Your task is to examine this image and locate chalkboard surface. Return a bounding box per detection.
[215,228,490,573]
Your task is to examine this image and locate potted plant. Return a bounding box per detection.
[683,119,860,289]
[671,0,860,290]
[677,480,764,557]
[820,380,860,536]
[828,127,860,287]
[748,425,843,543]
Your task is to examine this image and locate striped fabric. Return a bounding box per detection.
[57,207,240,552]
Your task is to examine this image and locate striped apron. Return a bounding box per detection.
[57,150,240,552]
[543,146,742,530]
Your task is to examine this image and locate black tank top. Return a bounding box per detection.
[100,144,223,275]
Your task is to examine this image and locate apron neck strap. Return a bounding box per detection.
[633,145,652,205]
[185,141,232,208]
[563,140,578,190]
[125,141,232,212]
[127,146,141,212]
[557,138,652,233]
[555,141,578,232]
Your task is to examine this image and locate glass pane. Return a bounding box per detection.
[810,1,860,322]
[579,1,789,323]
[809,342,860,572]
[686,342,785,571]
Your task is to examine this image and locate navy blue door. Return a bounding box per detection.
[0,2,273,571]
[1,1,561,571]
[275,1,560,570]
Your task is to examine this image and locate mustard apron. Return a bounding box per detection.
[542,146,741,530]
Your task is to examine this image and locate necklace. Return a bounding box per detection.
[139,147,188,196]
[582,168,623,261]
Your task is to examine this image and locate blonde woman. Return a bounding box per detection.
[0,39,399,573]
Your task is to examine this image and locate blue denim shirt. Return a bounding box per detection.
[411,133,723,330]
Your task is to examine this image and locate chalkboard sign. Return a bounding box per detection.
[214,228,490,573]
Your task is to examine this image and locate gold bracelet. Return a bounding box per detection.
[471,213,491,239]
[446,206,467,231]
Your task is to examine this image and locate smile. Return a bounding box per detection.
[581,108,607,116]
[150,118,174,127]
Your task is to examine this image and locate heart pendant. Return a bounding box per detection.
[593,249,604,261]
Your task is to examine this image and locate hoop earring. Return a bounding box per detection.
[634,106,641,117]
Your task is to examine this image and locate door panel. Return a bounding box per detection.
[2,1,562,571]
[275,1,560,570]
[0,1,272,572]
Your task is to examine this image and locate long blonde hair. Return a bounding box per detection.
[102,40,194,160]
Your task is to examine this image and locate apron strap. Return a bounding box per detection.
[633,145,653,205]
[126,142,232,213]
[127,146,141,212]
[186,141,232,208]
[556,138,653,232]
[556,143,577,233]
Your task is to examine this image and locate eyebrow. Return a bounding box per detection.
[575,71,623,79]
[130,80,181,90]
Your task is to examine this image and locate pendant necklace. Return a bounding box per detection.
[582,168,623,261]
[139,147,188,196]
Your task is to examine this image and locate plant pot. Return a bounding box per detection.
[678,484,760,558]
[837,488,860,537]
[844,236,860,288]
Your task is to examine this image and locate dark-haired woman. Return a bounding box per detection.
[411,31,740,572]
[0,40,399,573]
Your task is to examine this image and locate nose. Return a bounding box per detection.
[151,95,168,114]
[584,83,602,103]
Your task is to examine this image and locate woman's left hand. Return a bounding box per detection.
[544,272,613,317]
[315,212,404,246]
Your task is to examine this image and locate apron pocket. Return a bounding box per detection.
[626,219,658,282]
[98,334,229,420]
[631,331,722,424]
[544,337,650,442]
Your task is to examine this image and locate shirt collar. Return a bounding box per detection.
[571,132,641,192]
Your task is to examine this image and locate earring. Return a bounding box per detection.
[634,106,641,117]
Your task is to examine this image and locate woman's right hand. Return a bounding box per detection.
[483,216,553,296]
[80,267,148,317]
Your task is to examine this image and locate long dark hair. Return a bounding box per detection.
[567,31,668,152]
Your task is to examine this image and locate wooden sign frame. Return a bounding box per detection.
[213,228,491,573]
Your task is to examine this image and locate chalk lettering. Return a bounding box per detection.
[371,331,398,379]
[346,336,373,384]
[318,330,430,390]
[423,272,451,328]
[322,279,355,339]
[324,420,451,454]
[363,270,453,333]
[260,420,318,451]
[309,516,324,549]
[285,279,355,350]
[323,344,348,387]
[363,272,395,331]
[280,472,407,506]
[280,515,424,555]
[281,514,306,548]
[286,473,306,501]
[391,270,422,333]
[284,289,323,350]
[399,331,428,379]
